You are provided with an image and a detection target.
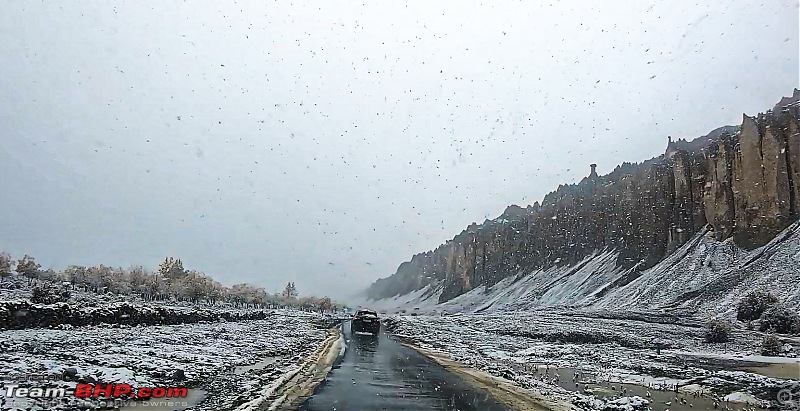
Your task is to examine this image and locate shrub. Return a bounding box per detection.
[759,305,800,334]
[30,283,70,305]
[704,318,732,343]
[737,290,779,322]
[761,334,782,356]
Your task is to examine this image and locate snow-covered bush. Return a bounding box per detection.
[30,283,69,304]
[737,290,779,322]
[761,334,782,355]
[758,305,800,334]
[0,300,282,329]
[704,317,732,343]
[572,395,650,411]
[1,252,342,313]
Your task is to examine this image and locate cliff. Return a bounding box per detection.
[367,90,800,305]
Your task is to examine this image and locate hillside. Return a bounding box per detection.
[366,90,800,313]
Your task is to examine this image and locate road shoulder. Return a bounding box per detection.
[234,325,343,411]
[400,342,570,411]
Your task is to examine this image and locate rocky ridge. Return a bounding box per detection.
[367,90,800,306]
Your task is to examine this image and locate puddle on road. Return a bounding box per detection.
[741,361,800,380]
[119,388,207,411]
[679,352,800,380]
[522,365,762,411]
[234,356,278,375]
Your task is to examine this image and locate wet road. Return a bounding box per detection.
[299,321,510,411]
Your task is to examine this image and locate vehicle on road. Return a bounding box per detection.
[351,309,380,336]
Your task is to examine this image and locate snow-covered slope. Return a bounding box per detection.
[365,221,800,315]
[599,220,800,314]
[365,250,629,313]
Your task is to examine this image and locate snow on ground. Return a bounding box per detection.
[0,309,332,411]
[385,312,800,410]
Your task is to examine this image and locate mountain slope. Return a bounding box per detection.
[366,90,800,312]
[596,220,800,314]
[366,220,800,315]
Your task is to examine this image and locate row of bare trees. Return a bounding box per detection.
[0,253,340,312]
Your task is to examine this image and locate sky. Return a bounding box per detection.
[0,1,797,300]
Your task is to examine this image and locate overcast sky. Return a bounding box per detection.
[1,1,797,300]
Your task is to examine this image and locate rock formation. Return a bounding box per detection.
[367,91,800,304]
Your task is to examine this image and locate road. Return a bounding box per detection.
[298,321,510,411]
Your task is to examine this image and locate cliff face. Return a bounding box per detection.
[367,91,800,304]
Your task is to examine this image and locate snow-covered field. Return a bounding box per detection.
[385,312,800,410]
[2,223,797,410]
[0,306,333,411]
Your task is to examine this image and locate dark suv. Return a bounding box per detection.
[351,309,380,335]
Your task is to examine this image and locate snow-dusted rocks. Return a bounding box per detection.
[0,299,284,329]
[0,309,332,411]
[385,312,800,410]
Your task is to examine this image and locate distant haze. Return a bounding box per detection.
[1,1,797,300]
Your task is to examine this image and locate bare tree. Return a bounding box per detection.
[318,296,333,313]
[16,255,41,285]
[3,251,338,312]
[39,268,57,282]
[62,265,87,289]
[157,257,186,281]
[128,266,148,295]
[282,281,298,300]
[0,252,13,283]
[85,265,112,293]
